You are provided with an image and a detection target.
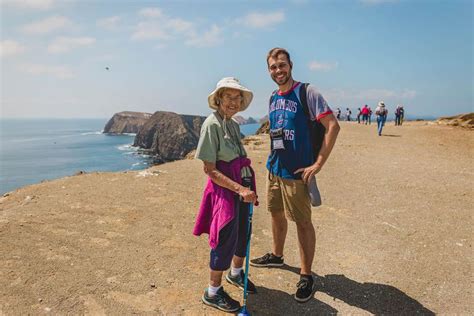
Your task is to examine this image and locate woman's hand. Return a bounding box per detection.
[238,186,257,204]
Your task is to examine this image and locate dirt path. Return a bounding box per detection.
[1,121,472,315]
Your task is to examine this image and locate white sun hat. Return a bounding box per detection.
[378,101,385,107]
[208,77,253,111]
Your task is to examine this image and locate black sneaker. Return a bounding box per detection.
[250,253,284,267]
[225,270,257,293]
[202,287,240,313]
[294,275,315,303]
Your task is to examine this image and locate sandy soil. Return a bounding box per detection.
[0,121,472,315]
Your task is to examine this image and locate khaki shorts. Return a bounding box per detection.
[266,173,311,223]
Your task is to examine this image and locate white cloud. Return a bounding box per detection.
[132,8,220,47]
[185,24,222,47]
[131,21,171,40]
[97,16,121,30]
[21,16,72,34]
[138,7,163,18]
[19,63,74,79]
[48,36,95,54]
[0,40,26,57]
[236,11,285,29]
[1,0,55,10]
[359,0,399,5]
[131,14,195,41]
[308,61,339,71]
[166,18,194,34]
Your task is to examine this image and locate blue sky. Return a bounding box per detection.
[1,0,472,119]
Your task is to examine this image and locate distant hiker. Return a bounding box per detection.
[375,101,388,136]
[346,108,352,121]
[395,105,401,126]
[251,47,340,303]
[368,107,373,125]
[193,77,258,313]
[361,104,370,125]
[336,107,341,120]
[400,105,405,124]
[357,108,362,124]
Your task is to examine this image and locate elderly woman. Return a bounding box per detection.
[193,77,258,313]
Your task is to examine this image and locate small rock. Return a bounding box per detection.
[38,298,43,302]
[74,171,86,176]
[150,282,156,288]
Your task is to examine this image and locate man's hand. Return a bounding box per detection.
[294,162,322,184]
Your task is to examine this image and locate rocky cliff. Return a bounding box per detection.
[256,120,269,134]
[103,111,152,134]
[133,111,206,163]
[436,113,474,129]
[233,115,259,125]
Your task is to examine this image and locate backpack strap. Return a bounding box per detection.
[299,83,311,120]
[299,82,326,161]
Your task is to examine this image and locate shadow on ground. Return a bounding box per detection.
[249,264,435,315]
[247,286,337,315]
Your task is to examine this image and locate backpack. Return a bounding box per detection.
[299,83,326,162]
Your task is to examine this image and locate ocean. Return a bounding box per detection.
[0,119,261,194]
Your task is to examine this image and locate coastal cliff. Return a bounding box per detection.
[133,111,205,163]
[233,115,259,125]
[103,111,152,134]
[436,113,474,129]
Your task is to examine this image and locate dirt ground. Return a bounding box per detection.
[0,121,472,315]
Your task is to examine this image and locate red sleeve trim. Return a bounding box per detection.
[316,110,333,121]
[277,81,301,96]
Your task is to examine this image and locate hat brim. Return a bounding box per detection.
[208,84,253,112]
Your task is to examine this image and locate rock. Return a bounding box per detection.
[133,111,205,163]
[256,120,269,134]
[436,113,474,129]
[103,111,152,134]
[232,115,247,125]
[185,149,196,159]
[74,171,86,176]
[233,115,259,125]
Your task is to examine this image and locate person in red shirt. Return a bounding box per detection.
[361,105,370,125]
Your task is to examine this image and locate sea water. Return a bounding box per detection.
[0,119,262,194]
[0,119,153,194]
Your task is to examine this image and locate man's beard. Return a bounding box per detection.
[272,71,291,86]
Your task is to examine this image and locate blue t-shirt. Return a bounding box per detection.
[266,82,332,180]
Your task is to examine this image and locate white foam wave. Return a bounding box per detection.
[117,144,136,151]
[123,133,137,136]
[81,131,103,136]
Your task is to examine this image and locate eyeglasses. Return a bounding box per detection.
[222,94,242,103]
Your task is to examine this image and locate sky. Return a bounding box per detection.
[1,0,472,119]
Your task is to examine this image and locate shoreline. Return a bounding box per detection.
[2,119,460,196]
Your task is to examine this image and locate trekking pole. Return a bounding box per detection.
[238,203,254,316]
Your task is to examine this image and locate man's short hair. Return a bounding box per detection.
[267,47,292,67]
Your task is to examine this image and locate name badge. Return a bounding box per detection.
[273,139,285,150]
